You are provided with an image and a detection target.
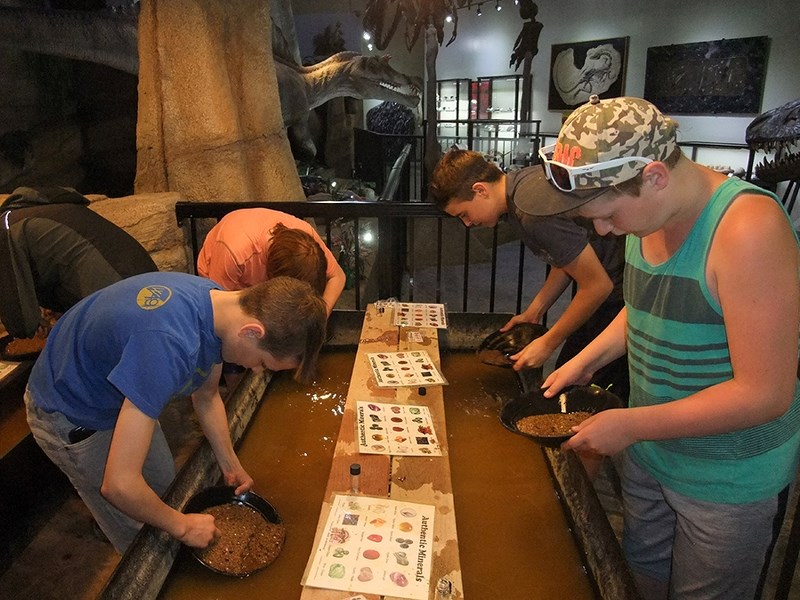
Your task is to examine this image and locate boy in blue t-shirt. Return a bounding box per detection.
[25,272,326,553]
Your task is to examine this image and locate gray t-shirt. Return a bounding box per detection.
[505,167,624,303]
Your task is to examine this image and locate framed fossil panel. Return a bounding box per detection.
[643,36,770,115]
[548,36,629,111]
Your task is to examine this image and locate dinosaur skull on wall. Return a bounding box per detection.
[746,97,800,183]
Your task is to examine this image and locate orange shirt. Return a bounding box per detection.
[197,208,339,291]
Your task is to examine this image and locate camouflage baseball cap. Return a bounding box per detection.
[516,95,678,216]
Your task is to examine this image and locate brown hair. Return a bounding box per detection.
[610,146,684,197]
[266,223,327,296]
[238,276,327,384]
[428,148,504,209]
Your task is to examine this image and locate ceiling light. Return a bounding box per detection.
[496,0,502,10]
[477,4,482,15]
[362,31,371,41]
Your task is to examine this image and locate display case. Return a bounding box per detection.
[436,78,471,120]
[470,75,527,165]
[436,78,471,142]
[435,75,536,167]
[470,75,525,120]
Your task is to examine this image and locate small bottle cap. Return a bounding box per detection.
[350,463,361,476]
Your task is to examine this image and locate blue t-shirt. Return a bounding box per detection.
[28,272,222,430]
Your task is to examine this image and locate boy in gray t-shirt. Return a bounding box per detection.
[429,149,628,400]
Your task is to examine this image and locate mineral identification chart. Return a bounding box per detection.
[304,494,436,600]
[392,302,448,329]
[366,350,447,388]
[356,401,442,456]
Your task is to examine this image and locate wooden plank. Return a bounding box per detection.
[0,359,30,388]
[0,398,29,460]
[389,323,461,600]
[0,360,32,460]
[301,304,463,600]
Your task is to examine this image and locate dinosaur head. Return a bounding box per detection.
[342,54,422,108]
[745,97,800,183]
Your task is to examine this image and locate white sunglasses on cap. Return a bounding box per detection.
[538,143,654,192]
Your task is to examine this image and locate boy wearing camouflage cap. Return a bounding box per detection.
[539,95,800,599]
[429,146,629,401]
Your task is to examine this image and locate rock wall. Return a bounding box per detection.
[87,192,190,273]
[135,0,304,201]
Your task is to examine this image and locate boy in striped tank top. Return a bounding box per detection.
[523,95,800,600]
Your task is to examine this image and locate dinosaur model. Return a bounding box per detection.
[0,4,421,157]
[277,52,421,156]
[745,97,800,184]
[509,0,542,71]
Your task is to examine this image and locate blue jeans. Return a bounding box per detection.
[620,450,782,600]
[24,388,176,553]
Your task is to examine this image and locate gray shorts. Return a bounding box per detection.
[620,450,781,599]
[24,388,176,553]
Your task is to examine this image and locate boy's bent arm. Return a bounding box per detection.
[675,194,799,430]
[551,244,614,341]
[318,228,347,314]
[102,399,220,547]
[544,307,627,396]
[322,262,346,315]
[513,245,613,370]
[192,363,254,494]
[505,267,572,329]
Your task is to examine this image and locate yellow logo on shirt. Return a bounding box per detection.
[137,285,172,310]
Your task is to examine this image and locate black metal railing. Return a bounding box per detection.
[175,200,548,315]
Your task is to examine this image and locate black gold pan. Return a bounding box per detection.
[183,486,284,577]
[476,323,548,367]
[499,385,623,448]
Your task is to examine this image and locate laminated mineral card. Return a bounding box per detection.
[366,350,447,388]
[356,401,442,456]
[304,494,436,600]
[393,302,448,329]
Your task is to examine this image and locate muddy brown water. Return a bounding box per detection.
[158,351,596,600]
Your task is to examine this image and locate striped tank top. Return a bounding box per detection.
[625,177,800,503]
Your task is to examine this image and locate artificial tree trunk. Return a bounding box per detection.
[135,0,303,201]
[423,24,442,194]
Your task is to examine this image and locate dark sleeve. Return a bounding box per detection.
[0,211,41,337]
[32,204,158,279]
[17,217,129,313]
